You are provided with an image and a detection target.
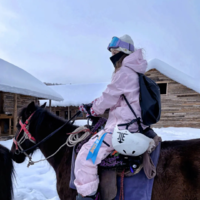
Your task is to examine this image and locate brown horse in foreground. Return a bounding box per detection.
[11,102,200,200]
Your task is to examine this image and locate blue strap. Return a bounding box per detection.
[86,132,108,164]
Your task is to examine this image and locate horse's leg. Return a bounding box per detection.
[56,147,77,200]
[0,144,14,200]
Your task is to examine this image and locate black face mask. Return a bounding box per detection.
[110,51,126,67]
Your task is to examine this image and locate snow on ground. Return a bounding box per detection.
[0,121,200,200]
[1,140,59,200]
[74,119,92,126]
[153,127,200,141]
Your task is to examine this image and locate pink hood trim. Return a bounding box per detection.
[123,49,147,74]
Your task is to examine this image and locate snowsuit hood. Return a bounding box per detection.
[123,49,147,74]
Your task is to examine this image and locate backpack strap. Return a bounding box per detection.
[122,94,137,118]
[121,94,144,133]
[118,118,139,129]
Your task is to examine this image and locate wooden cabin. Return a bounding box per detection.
[47,75,200,128]
[50,105,109,120]
[145,69,200,128]
[50,105,82,120]
[146,59,200,128]
[0,58,63,137]
[0,92,38,135]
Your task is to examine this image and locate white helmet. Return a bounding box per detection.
[112,125,153,156]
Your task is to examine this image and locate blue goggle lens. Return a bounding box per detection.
[109,37,119,48]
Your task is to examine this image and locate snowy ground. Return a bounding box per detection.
[0,120,200,200]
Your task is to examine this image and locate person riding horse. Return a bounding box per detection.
[75,35,160,200]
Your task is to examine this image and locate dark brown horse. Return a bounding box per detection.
[0,144,14,200]
[11,102,200,200]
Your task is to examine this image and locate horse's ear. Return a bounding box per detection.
[40,102,46,108]
[26,101,36,114]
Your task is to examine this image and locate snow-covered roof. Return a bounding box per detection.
[0,59,63,101]
[147,59,200,94]
[40,82,108,107]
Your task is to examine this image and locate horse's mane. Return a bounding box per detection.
[19,104,59,118]
[19,104,66,123]
[19,104,78,139]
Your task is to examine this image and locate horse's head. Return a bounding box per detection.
[11,101,46,163]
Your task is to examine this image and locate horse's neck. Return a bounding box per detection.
[37,114,78,171]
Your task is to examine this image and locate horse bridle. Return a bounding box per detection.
[13,111,82,167]
[13,112,36,159]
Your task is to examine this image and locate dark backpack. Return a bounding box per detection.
[138,73,161,126]
[122,73,161,128]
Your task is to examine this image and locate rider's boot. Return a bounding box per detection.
[76,194,96,200]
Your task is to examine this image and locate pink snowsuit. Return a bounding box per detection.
[74,49,148,196]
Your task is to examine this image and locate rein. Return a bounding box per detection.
[14,110,107,167]
[19,111,82,154]
[27,126,93,167]
[13,111,82,167]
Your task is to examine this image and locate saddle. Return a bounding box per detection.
[70,117,158,200]
[76,144,143,199]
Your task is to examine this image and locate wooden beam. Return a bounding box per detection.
[13,94,17,135]
[49,100,52,112]
[35,98,38,105]
[68,106,70,120]
[9,118,11,135]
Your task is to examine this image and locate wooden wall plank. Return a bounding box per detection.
[13,94,17,135]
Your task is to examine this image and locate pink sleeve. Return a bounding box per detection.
[92,71,128,115]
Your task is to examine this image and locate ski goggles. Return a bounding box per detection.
[107,37,134,52]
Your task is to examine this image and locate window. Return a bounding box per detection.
[77,110,83,117]
[0,92,3,113]
[56,111,59,116]
[157,83,167,94]
[65,111,71,119]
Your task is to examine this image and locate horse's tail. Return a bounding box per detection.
[0,144,14,200]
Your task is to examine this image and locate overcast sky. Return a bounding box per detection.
[0,0,200,84]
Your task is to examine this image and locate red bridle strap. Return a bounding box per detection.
[13,139,19,150]
[18,120,36,141]
[13,112,36,150]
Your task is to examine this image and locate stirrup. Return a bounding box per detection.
[76,194,96,200]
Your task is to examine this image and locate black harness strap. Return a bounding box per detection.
[118,118,139,129]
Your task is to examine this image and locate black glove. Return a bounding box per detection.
[79,103,93,117]
[79,103,98,120]
[83,103,93,116]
